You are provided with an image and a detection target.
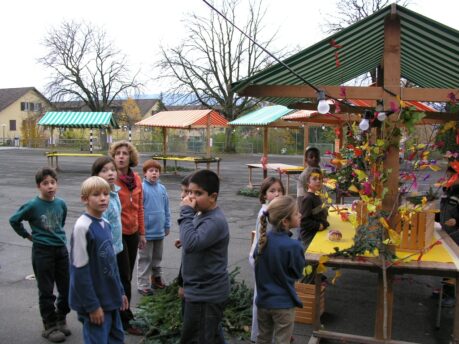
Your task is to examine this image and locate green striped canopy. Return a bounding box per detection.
[229,105,295,126]
[38,112,119,129]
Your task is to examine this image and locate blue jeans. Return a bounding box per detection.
[78,310,124,344]
[31,243,70,326]
[181,300,226,344]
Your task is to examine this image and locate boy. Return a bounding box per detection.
[69,176,128,344]
[178,170,229,343]
[137,159,171,295]
[296,146,321,206]
[9,167,70,343]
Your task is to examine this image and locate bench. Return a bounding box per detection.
[246,163,304,195]
[46,152,105,171]
[151,155,221,175]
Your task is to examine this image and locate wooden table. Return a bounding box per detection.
[306,216,459,344]
[246,163,303,195]
[46,151,104,171]
[152,155,221,175]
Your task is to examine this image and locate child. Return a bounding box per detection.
[297,147,321,206]
[137,159,171,295]
[9,167,70,343]
[299,167,329,248]
[91,157,123,256]
[178,169,229,343]
[69,176,128,344]
[248,177,285,342]
[254,196,306,344]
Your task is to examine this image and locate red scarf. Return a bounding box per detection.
[118,168,137,191]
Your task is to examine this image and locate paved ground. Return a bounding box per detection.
[0,148,455,343]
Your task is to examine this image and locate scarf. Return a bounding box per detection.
[118,168,137,191]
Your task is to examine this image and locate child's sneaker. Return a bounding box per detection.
[57,319,71,336]
[151,276,166,289]
[42,325,66,343]
[138,288,154,296]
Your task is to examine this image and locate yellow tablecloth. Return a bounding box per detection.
[307,211,455,264]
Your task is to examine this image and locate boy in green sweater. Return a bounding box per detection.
[9,167,70,343]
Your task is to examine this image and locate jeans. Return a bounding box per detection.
[78,310,124,344]
[181,300,226,344]
[117,232,139,327]
[31,243,70,326]
[257,307,295,344]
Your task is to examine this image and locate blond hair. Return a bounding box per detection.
[81,176,111,198]
[109,140,139,167]
[257,196,298,258]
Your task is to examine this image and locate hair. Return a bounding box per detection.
[181,174,192,187]
[142,159,162,174]
[81,176,111,198]
[91,156,116,176]
[36,167,57,185]
[257,196,298,258]
[109,140,139,167]
[304,146,320,158]
[259,177,285,204]
[189,169,219,196]
[304,167,323,188]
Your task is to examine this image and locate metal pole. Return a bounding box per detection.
[2,124,5,145]
[128,126,132,142]
[90,128,93,154]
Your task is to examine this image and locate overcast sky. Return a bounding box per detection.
[1,0,458,95]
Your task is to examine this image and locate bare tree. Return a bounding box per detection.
[156,0,285,152]
[39,21,142,111]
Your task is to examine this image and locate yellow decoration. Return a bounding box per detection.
[304,265,313,276]
[388,229,401,245]
[331,270,342,285]
[354,169,367,181]
[348,185,360,193]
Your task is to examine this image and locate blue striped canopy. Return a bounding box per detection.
[38,112,118,128]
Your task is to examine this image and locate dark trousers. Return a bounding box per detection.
[31,243,70,326]
[181,300,226,344]
[117,232,139,327]
[78,310,124,344]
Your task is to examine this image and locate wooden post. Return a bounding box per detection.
[381,7,401,216]
[375,271,394,340]
[50,127,54,147]
[303,124,310,165]
[206,113,211,169]
[263,127,269,178]
[162,127,168,171]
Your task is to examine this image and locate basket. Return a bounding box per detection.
[294,282,325,324]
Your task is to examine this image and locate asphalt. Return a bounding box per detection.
[0,148,455,344]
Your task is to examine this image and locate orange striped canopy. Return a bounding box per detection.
[135,110,228,128]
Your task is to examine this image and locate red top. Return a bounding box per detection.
[116,172,145,236]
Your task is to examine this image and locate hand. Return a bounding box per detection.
[26,234,32,242]
[138,235,146,249]
[445,218,457,227]
[120,295,129,311]
[178,287,185,299]
[89,307,104,325]
[165,228,170,237]
[174,239,182,249]
[180,195,196,209]
[319,223,324,231]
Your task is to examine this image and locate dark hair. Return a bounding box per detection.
[181,174,192,187]
[35,167,57,185]
[189,169,219,196]
[142,159,162,173]
[304,146,320,158]
[259,177,285,204]
[91,156,116,176]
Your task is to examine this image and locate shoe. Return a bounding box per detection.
[126,325,144,336]
[442,297,456,308]
[42,326,66,343]
[138,288,154,296]
[57,320,71,336]
[151,276,166,289]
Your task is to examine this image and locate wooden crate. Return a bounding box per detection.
[294,282,325,324]
[393,209,435,252]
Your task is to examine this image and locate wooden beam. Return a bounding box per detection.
[263,127,269,178]
[401,88,459,102]
[289,102,369,113]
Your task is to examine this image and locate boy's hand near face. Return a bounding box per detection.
[89,307,104,325]
[120,295,129,311]
[174,239,182,248]
[180,195,196,209]
[26,234,32,241]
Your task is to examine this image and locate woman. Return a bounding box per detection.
[109,141,146,335]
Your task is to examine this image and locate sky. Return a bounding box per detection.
[1,0,458,96]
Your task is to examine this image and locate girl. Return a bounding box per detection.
[254,196,305,344]
[91,156,123,256]
[299,167,329,248]
[249,177,285,342]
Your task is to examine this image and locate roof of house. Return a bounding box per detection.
[135,110,228,128]
[52,98,160,115]
[38,112,119,128]
[0,87,48,112]
[232,4,459,107]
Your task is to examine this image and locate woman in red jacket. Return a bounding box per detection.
[109,140,146,335]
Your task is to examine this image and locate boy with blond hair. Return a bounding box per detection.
[9,167,70,343]
[69,176,128,344]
